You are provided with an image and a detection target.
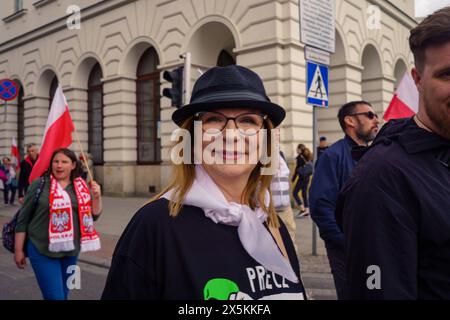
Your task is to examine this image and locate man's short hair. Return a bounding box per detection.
[410,6,450,72]
[337,100,372,132]
[27,143,37,150]
[319,136,327,142]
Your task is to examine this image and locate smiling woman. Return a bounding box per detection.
[102,65,307,300]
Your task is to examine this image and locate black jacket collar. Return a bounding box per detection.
[397,118,450,154]
[351,117,450,161]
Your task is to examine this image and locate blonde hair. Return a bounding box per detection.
[151,116,280,228]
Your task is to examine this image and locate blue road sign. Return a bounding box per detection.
[306,61,328,107]
[0,79,19,101]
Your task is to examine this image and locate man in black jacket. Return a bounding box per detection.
[18,143,39,203]
[336,7,450,299]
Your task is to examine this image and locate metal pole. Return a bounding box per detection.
[312,105,318,256]
[183,52,191,105]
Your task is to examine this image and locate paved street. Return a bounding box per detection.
[0,246,107,300]
[0,198,336,300]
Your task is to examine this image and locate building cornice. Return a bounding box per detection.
[234,38,304,55]
[0,0,138,54]
[371,0,418,29]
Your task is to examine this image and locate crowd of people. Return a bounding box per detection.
[1,6,449,301]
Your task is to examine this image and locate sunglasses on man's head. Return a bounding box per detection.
[349,111,379,120]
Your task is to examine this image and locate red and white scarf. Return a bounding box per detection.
[48,175,101,253]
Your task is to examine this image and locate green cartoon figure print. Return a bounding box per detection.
[203,278,304,300]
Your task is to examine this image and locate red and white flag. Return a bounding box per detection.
[29,84,74,183]
[383,72,419,121]
[10,137,20,170]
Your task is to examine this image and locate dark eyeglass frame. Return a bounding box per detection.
[194,111,268,134]
[348,111,379,120]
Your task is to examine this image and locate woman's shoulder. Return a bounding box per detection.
[135,197,170,219]
[130,197,205,230]
[114,197,203,254]
[115,198,171,247]
[135,197,203,219]
[27,175,47,190]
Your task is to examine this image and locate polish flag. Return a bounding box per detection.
[10,137,20,170]
[29,85,74,183]
[383,72,419,121]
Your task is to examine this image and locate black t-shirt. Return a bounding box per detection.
[102,198,306,300]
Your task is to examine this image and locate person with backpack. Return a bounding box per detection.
[292,144,313,217]
[14,148,103,300]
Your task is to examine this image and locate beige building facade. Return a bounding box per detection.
[0,0,417,196]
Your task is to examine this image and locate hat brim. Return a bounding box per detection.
[172,100,286,127]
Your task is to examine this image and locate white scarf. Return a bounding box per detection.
[162,165,299,283]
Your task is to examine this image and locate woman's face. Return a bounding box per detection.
[52,152,76,181]
[200,107,265,181]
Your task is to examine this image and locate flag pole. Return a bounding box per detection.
[73,127,94,183]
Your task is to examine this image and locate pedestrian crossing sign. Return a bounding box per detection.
[306,61,329,107]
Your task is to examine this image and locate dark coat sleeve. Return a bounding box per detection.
[309,152,344,249]
[337,163,418,299]
[102,204,161,300]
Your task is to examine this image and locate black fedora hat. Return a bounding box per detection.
[172,65,286,127]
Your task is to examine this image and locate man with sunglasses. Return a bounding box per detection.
[336,7,450,299]
[309,100,379,299]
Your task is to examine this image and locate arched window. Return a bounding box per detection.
[49,76,58,109]
[217,50,236,67]
[88,63,104,165]
[17,85,25,159]
[136,47,160,164]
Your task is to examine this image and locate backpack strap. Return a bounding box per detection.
[30,177,46,219]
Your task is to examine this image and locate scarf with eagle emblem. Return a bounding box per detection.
[48,175,101,253]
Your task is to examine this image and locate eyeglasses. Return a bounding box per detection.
[194,111,267,135]
[349,111,379,120]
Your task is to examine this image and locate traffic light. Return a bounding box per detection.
[162,67,183,108]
